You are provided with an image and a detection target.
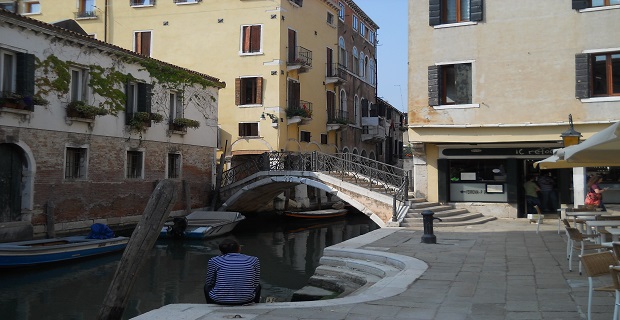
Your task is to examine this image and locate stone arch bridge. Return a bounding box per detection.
[216,152,410,227]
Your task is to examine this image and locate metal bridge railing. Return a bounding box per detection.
[220,151,410,221]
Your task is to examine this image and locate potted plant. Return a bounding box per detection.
[0,92,27,110]
[129,112,164,132]
[66,101,108,119]
[171,117,200,131]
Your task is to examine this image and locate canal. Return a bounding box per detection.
[0,211,379,319]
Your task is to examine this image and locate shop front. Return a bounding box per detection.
[437,143,573,218]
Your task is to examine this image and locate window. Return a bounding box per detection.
[235,77,263,105]
[429,0,483,26]
[134,31,151,57]
[300,131,311,142]
[70,67,89,102]
[352,15,358,30]
[0,2,16,12]
[241,25,262,54]
[338,37,347,69]
[338,2,345,20]
[238,122,259,137]
[125,83,152,125]
[576,52,620,98]
[289,0,303,7]
[1,50,35,107]
[354,95,360,125]
[339,89,347,116]
[360,23,366,37]
[352,47,359,75]
[126,150,143,179]
[77,0,96,18]
[167,153,181,179]
[321,134,328,144]
[1,51,16,94]
[369,59,376,85]
[326,12,334,26]
[23,1,40,14]
[65,147,87,180]
[169,91,183,122]
[574,0,620,9]
[428,63,472,106]
[287,79,300,109]
[359,52,365,78]
[131,0,155,6]
[369,31,375,46]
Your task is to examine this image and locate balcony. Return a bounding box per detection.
[327,108,348,131]
[325,63,347,85]
[74,10,97,19]
[361,117,387,142]
[287,46,312,73]
[286,100,312,125]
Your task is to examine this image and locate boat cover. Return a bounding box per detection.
[87,223,115,239]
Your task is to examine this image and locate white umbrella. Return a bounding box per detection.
[535,121,620,169]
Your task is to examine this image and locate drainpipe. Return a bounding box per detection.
[104,0,108,43]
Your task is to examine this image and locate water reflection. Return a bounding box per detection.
[0,211,378,319]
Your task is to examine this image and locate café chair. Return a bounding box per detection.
[613,242,620,262]
[580,251,617,320]
[566,227,607,274]
[610,266,620,320]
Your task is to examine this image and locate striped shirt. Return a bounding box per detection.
[205,253,260,304]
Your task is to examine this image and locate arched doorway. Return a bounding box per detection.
[0,144,25,222]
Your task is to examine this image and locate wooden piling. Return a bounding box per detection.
[46,201,55,238]
[97,179,178,320]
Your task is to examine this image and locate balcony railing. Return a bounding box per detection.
[327,108,349,125]
[74,10,97,19]
[287,46,312,70]
[286,100,313,119]
[326,63,347,84]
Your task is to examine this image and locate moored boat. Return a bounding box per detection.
[160,211,246,239]
[284,208,348,219]
[0,235,129,268]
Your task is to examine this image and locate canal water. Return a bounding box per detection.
[0,211,378,319]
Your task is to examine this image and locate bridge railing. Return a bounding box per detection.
[220,151,410,221]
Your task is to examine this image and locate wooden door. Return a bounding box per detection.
[0,144,23,222]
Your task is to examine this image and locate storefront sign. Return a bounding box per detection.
[450,183,508,202]
[443,147,554,157]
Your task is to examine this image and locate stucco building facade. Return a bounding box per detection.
[408,0,620,218]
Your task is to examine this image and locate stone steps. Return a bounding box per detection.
[401,200,496,227]
[291,247,406,302]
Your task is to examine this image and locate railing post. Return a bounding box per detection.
[392,195,397,222]
[404,172,409,202]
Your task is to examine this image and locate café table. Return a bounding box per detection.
[563,211,603,233]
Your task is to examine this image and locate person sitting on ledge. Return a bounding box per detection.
[204,238,261,305]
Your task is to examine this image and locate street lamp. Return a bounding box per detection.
[560,114,582,147]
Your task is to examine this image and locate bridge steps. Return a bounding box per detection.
[402,200,496,227]
[290,247,405,302]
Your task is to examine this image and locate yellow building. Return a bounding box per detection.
[22,0,341,166]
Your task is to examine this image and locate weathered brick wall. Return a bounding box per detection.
[1,127,214,234]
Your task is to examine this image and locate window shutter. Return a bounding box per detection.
[137,83,152,113]
[125,81,133,125]
[238,123,244,136]
[242,26,251,53]
[429,0,441,26]
[235,78,241,105]
[575,53,590,99]
[428,65,440,106]
[16,53,35,110]
[255,77,263,105]
[470,0,483,22]
[250,26,261,52]
[572,0,587,10]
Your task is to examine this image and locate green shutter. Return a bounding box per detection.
[572,0,587,10]
[575,53,590,99]
[428,65,440,106]
[470,0,483,22]
[429,0,441,26]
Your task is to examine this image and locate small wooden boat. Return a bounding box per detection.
[0,235,129,268]
[284,208,348,219]
[160,211,246,239]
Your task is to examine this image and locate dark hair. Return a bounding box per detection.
[219,238,240,254]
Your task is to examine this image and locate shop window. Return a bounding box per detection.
[449,159,507,182]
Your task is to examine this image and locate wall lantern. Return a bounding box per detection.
[560,114,582,147]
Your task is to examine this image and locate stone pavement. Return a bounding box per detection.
[133,217,616,320]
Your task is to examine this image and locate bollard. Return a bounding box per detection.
[421,210,442,244]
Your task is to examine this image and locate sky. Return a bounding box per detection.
[354,0,408,112]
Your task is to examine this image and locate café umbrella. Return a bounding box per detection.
[535,121,620,169]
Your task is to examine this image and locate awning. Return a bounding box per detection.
[535,121,620,169]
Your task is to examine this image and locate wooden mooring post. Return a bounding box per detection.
[97,179,178,320]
